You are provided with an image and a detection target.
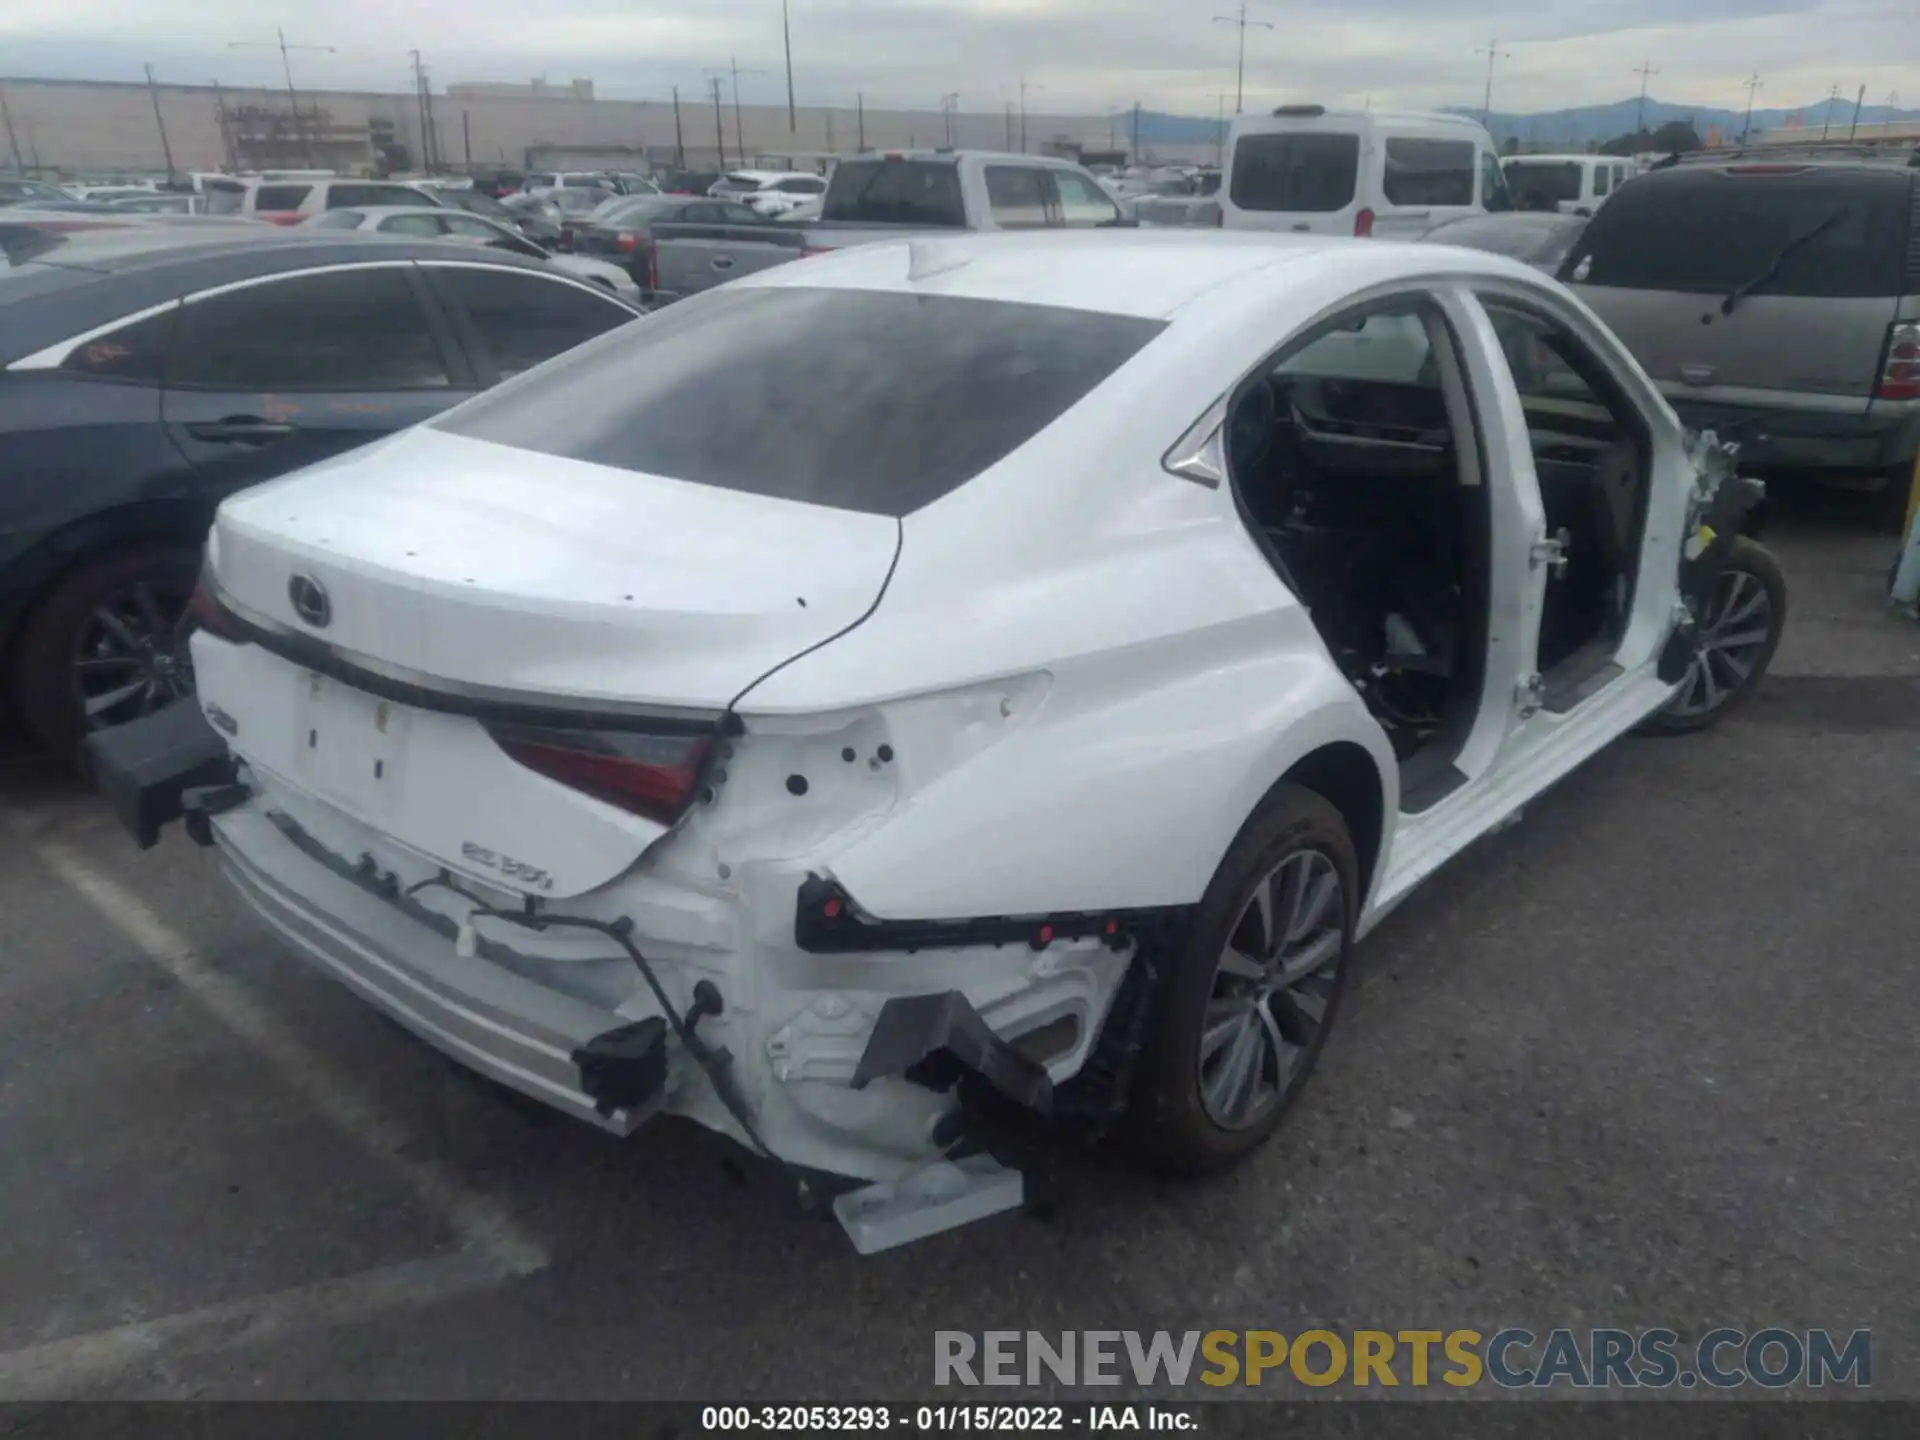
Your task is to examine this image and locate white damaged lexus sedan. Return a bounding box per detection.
[87,230,1784,1251]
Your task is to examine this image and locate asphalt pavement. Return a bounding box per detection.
[0,499,1914,1403]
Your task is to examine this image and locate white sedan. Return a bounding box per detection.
[303,205,642,302]
[89,230,1782,1251]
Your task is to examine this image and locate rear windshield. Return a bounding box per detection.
[1504,161,1584,206]
[1565,171,1912,298]
[821,160,966,227]
[437,287,1164,516]
[1229,133,1359,213]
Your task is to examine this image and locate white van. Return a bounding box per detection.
[1500,154,1635,216]
[1221,105,1510,238]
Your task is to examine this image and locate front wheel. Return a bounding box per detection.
[1130,784,1357,1175]
[1640,537,1786,736]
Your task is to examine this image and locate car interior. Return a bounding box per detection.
[1224,295,1649,809]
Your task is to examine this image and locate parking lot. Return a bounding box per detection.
[1,495,1915,1402]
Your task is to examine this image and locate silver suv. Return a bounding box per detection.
[1563,151,1919,520]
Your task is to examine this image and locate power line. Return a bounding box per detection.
[1212,5,1272,116]
[1476,38,1512,130]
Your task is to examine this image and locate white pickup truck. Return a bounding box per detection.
[648,149,1132,302]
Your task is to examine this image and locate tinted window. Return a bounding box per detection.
[1382,139,1474,206]
[1229,133,1359,213]
[1506,162,1584,207]
[1566,173,1911,297]
[1053,170,1122,227]
[986,166,1050,228]
[172,268,450,390]
[822,160,966,226]
[381,213,445,236]
[1592,165,1611,197]
[1480,152,1511,212]
[331,184,420,208]
[60,306,175,383]
[252,184,311,210]
[438,288,1164,516]
[776,177,825,194]
[430,266,632,379]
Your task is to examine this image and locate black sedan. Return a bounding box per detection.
[0,222,641,756]
[573,194,768,298]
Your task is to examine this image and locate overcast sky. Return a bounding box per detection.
[2,0,1913,117]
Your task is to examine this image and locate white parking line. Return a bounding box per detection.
[2,826,550,1394]
[0,1252,506,1399]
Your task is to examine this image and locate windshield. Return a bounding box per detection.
[821,159,966,226]
[1565,171,1910,297]
[437,287,1164,516]
[1504,161,1584,206]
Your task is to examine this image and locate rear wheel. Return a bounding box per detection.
[1130,784,1357,1175]
[1640,537,1786,736]
[7,544,200,761]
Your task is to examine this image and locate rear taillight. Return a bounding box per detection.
[185,568,247,644]
[799,245,832,258]
[1353,208,1375,237]
[1878,321,1920,401]
[486,724,713,827]
[615,231,639,252]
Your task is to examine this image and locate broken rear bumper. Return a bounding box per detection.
[210,799,660,1135]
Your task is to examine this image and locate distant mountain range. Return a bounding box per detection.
[1125,96,1919,148]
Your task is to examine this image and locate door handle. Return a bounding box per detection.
[711,255,736,270]
[186,417,295,444]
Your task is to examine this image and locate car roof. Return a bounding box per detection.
[1232,106,1487,134]
[1505,153,1609,164]
[330,205,483,220]
[734,228,1537,321]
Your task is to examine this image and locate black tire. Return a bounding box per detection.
[1130,783,1358,1176]
[6,543,200,762]
[1638,536,1786,737]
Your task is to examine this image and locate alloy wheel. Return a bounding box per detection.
[1666,568,1775,720]
[71,576,196,730]
[1198,848,1346,1130]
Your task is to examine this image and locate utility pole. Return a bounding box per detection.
[1004,101,1013,151]
[1848,83,1867,139]
[1018,78,1043,153]
[1632,58,1658,140]
[410,51,433,171]
[728,58,767,164]
[782,0,797,133]
[941,92,958,147]
[462,110,472,171]
[824,107,834,154]
[423,72,441,171]
[671,85,686,168]
[1107,107,1119,149]
[1212,5,1272,115]
[231,28,334,167]
[1476,39,1511,130]
[1216,93,1228,167]
[211,80,237,171]
[706,76,728,168]
[1,90,25,175]
[1821,82,1840,141]
[857,92,865,150]
[143,64,177,184]
[1131,100,1142,162]
[1740,74,1762,143]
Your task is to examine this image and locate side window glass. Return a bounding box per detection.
[251,184,311,210]
[1592,165,1611,198]
[429,267,633,380]
[1480,151,1512,212]
[59,307,177,384]
[1382,139,1475,207]
[172,268,451,391]
[1476,297,1630,447]
[1052,171,1122,227]
[442,214,504,240]
[1276,309,1435,387]
[383,213,446,237]
[985,166,1050,229]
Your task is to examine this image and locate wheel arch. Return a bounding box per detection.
[0,499,213,663]
[1273,741,1389,905]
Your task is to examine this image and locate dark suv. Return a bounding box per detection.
[0,223,639,754]
[1563,152,1920,521]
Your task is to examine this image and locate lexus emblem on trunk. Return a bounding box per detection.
[288,574,332,629]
